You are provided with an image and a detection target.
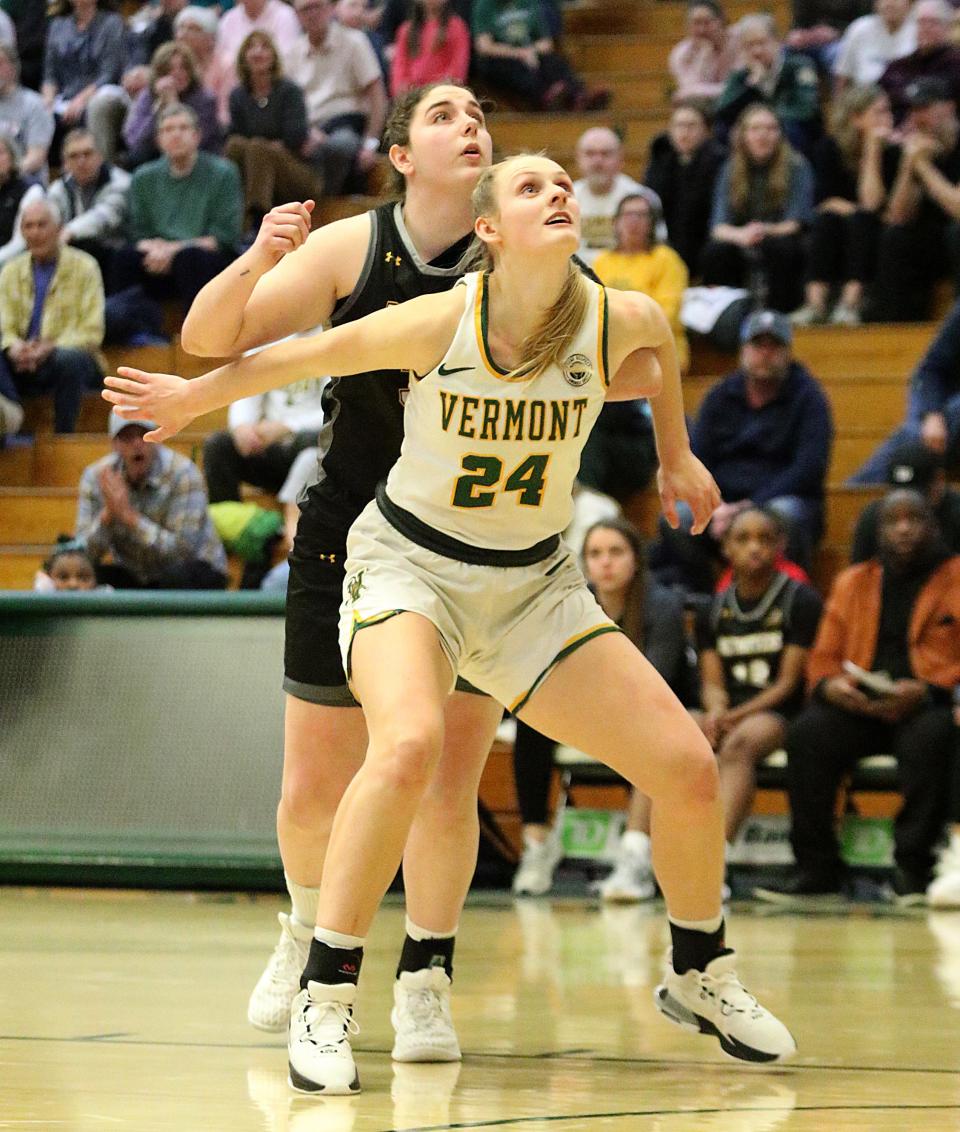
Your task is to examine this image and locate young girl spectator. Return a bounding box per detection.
[793,84,894,325]
[123,42,222,168]
[34,539,101,591]
[668,0,736,102]
[225,31,321,228]
[471,0,609,110]
[594,194,691,373]
[644,99,727,275]
[512,518,690,899]
[389,0,470,97]
[700,104,814,312]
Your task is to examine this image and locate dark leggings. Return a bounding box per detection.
[699,233,806,313]
[806,208,880,285]
[513,718,556,826]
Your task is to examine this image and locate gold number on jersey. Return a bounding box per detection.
[452,454,550,508]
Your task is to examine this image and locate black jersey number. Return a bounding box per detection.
[452,454,550,508]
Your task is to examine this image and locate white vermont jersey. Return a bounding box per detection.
[383,271,610,551]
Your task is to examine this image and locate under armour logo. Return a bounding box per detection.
[318,552,337,563]
[385,251,402,266]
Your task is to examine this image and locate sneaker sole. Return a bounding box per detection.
[247,1012,289,1034]
[752,886,845,909]
[391,1043,462,1063]
[288,1062,361,1095]
[654,986,793,1064]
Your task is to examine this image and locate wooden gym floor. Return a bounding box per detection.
[2,886,959,1131]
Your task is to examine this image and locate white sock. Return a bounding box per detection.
[621,829,651,859]
[406,915,457,941]
[668,912,724,935]
[314,925,366,950]
[285,873,320,931]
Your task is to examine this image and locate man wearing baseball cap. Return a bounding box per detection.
[851,438,960,560]
[655,309,833,592]
[74,409,227,588]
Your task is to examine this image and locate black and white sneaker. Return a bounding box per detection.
[654,950,796,1063]
[288,981,361,1095]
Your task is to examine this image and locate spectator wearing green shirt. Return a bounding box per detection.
[471,0,609,110]
[112,102,242,309]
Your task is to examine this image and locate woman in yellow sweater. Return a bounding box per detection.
[594,193,690,373]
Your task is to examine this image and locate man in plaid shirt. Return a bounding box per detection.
[76,410,227,589]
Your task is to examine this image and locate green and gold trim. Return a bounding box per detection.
[509,622,621,714]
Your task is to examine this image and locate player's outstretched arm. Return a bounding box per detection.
[103,289,464,443]
[606,288,721,534]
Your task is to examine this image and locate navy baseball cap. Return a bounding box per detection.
[740,309,792,346]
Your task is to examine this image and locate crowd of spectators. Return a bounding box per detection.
[0,0,958,911]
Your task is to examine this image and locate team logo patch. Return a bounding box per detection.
[562,353,593,387]
[347,569,366,603]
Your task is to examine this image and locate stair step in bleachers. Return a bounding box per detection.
[0,434,209,488]
[492,109,664,155]
[568,34,675,73]
[0,545,47,590]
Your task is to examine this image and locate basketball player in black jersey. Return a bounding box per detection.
[182,83,502,1059]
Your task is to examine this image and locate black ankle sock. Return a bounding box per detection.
[300,939,364,989]
[396,932,455,981]
[670,919,727,975]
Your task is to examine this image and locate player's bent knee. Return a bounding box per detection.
[368,732,443,796]
[678,746,720,806]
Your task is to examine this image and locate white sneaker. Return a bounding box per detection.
[789,303,827,327]
[288,981,361,1095]
[830,301,861,327]
[248,912,312,1032]
[654,950,796,1063]
[512,829,563,896]
[928,839,960,908]
[594,843,656,903]
[0,392,23,437]
[391,967,461,1062]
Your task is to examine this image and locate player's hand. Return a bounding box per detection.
[102,368,197,442]
[658,450,722,534]
[250,200,315,266]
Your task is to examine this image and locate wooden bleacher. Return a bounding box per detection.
[0,0,943,846]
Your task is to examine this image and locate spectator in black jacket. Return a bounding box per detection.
[644,98,726,274]
[224,30,322,229]
[655,310,833,592]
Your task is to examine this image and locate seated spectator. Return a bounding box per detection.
[4,0,46,90]
[867,78,960,321]
[851,440,960,558]
[755,490,960,903]
[511,518,690,897]
[127,0,190,73]
[793,84,894,326]
[669,0,736,102]
[48,127,130,285]
[700,104,814,313]
[834,0,915,91]
[0,44,55,181]
[655,310,833,592]
[258,442,320,592]
[34,538,100,591]
[286,0,387,196]
[593,193,690,372]
[174,6,234,124]
[123,41,221,168]
[76,410,228,590]
[389,0,470,97]
[336,0,388,80]
[715,14,821,157]
[202,373,326,504]
[786,0,872,75]
[695,508,822,867]
[215,0,302,91]
[0,198,104,434]
[471,0,609,112]
[644,99,726,275]
[851,296,960,480]
[0,340,23,439]
[113,102,241,309]
[879,0,960,122]
[0,133,43,269]
[42,0,129,163]
[225,31,321,229]
[573,126,665,266]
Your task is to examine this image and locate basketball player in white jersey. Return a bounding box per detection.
[105,153,797,1094]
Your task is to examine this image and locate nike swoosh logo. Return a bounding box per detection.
[438,363,474,376]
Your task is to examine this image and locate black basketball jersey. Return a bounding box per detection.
[306,201,475,522]
[703,574,820,715]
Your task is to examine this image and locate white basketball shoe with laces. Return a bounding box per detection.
[248,912,312,1032]
[288,981,361,1095]
[391,967,461,1062]
[654,950,796,1063]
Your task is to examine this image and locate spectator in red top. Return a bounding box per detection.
[389,0,470,96]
